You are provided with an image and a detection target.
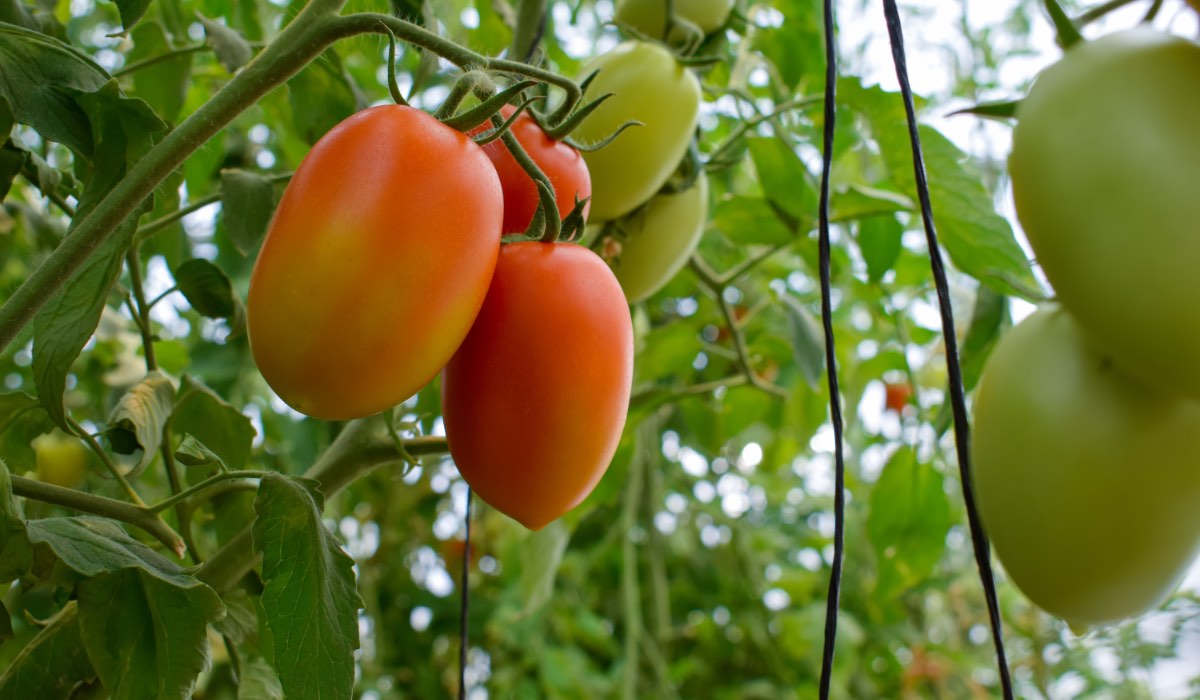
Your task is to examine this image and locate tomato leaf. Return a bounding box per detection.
[212,587,259,645]
[129,22,191,124]
[0,392,56,469]
[174,258,243,321]
[237,656,284,700]
[0,458,32,585]
[0,603,96,696]
[106,0,153,31]
[712,196,793,246]
[867,449,953,598]
[172,376,255,470]
[174,434,228,470]
[286,49,361,146]
[519,520,570,614]
[857,215,904,283]
[77,567,224,700]
[219,169,278,256]
[253,473,362,700]
[780,295,825,390]
[105,371,176,476]
[746,137,817,228]
[199,14,254,73]
[0,141,27,201]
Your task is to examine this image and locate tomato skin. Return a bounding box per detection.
[971,306,1200,630]
[33,430,88,488]
[248,105,502,420]
[442,242,634,530]
[1009,29,1200,398]
[476,105,591,234]
[883,381,912,414]
[614,0,733,37]
[575,41,701,222]
[605,173,708,303]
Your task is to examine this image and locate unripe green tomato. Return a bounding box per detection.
[247,105,502,420]
[971,306,1200,631]
[614,0,734,38]
[574,41,701,222]
[1009,29,1200,398]
[605,173,708,303]
[33,430,88,488]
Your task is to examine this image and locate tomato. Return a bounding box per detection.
[33,429,88,488]
[442,242,634,530]
[604,173,708,303]
[614,0,733,38]
[474,104,591,234]
[1009,29,1200,398]
[574,41,701,222]
[883,381,912,414]
[248,105,502,420]
[971,306,1200,630]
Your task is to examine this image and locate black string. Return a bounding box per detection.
[879,2,1014,697]
[458,488,473,700]
[815,0,845,696]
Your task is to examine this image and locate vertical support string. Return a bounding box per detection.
[815,0,846,697]
[878,2,1014,697]
[459,487,474,700]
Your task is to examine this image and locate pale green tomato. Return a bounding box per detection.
[606,174,708,303]
[971,306,1200,631]
[575,41,701,222]
[614,0,734,38]
[1009,29,1200,398]
[33,429,88,488]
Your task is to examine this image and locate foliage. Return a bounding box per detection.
[0,0,1198,698]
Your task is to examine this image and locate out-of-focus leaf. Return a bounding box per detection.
[867,449,953,597]
[519,520,570,614]
[857,215,904,284]
[0,603,95,696]
[0,458,31,584]
[713,196,794,246]
[747,137,817,227]
[219,168,278,256]
[199,14,254,73]
[286,49,360,145]
[129,22,190,123]
[780,295,824,389]
[107,0,153,31]
[172,376,255,470]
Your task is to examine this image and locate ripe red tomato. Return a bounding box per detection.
[442,242,634,530]
[883,381,912,414]
[248,105,502,420]
[474,105,591,234]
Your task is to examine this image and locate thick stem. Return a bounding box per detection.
[11,475,185,556]
[0,0,348,354]
[509,0,546,64]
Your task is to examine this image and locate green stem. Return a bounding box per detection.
[705,95,821,168]
[125,247,157,371]
[67,417,145,505]
[135,193,220,243]
[196,423,447,593]
[10,474,185,556]
[20,165,76,217]
[113,44,210,78]
[1075,0,1140,25]
[621,420,648,700]
[509,0,546,63]
[148,470,272,514]
[0,0,348,355]
[159,425,202,562]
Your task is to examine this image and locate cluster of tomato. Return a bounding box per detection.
[245,5,727,529]
[971,28,1200,632]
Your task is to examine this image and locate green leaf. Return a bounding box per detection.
[253,473,362,700]
[0,458,32,584]
[0,392,55,475]
[780,295,824,390]
[857,215,903,284]
[286,49,360,146]
[105,371,175,475]
[172,376,255,470]
[949,99,1019,121]
[237,656,284,700]
[867,449,953,597]
[747,137,817,227]
[173,258,244,325]
[199,14,254,73]
[32,215,138,431]
[219,169,278,256]
[519,520,570,614]
[174,434,228,470]
[129,22,191,123]
[213,587,259,644]
[830,184,912,222]
[25,516,194,583]
[0,141,27,201]
[0,600,11,643]
[958,286,1009,394]
[107,0,154,31]
[712,196,793,246]
[77,568,224,700]
[0,603,97,696]
[0,23,109,155]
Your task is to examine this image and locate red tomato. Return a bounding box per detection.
[884,381,913,414]
[442,242,634,529]
[474,105,591,234]
[248,105,502,420]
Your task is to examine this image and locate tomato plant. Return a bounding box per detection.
[441,241,634,530]
[475,104,591,234]
[613,0,734,39]
[971,306,1200,631]
[1009,29,1200,398]
[574,41,701,222]
[248,105,502,420]
[604,172,708,303]
[32,430,88,488]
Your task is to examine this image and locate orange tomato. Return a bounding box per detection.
[248,105,502,420]
[884,381,913,414]
[475,105,591,234]
[442,242,634,529]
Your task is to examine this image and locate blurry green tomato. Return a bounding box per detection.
[614,0,734,38]
[33,429,88,488]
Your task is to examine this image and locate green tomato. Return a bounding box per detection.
[33,429,89,488]
[971,306,1200,631]
[1009,29,1200,398]
[575,41,701,222]
[605,173,708,303]
[614,0,734,38]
